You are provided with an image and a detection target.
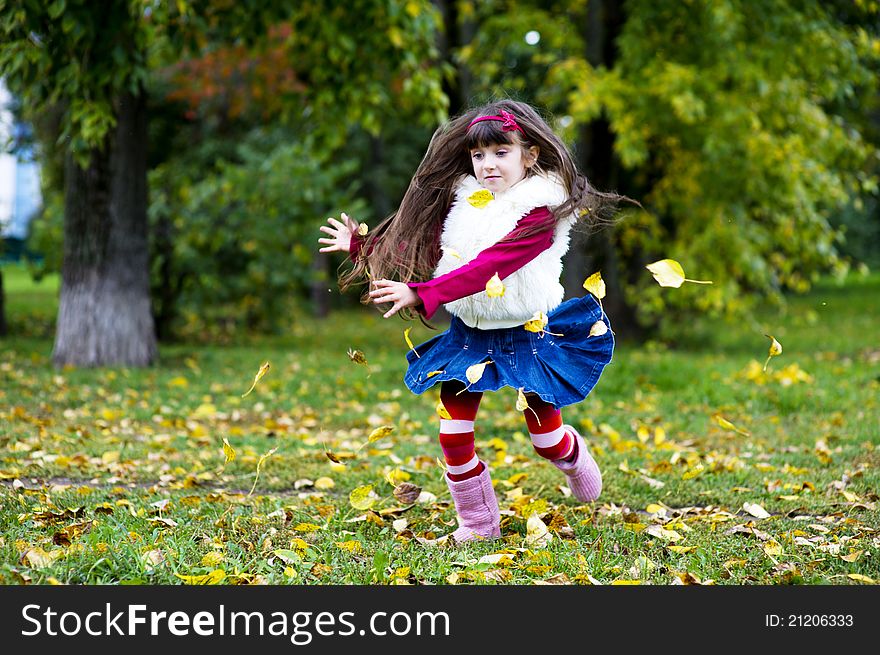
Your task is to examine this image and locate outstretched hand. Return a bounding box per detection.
[318,212,359,253]
[369,279,421,319]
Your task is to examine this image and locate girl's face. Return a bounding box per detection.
[469,142,539,193]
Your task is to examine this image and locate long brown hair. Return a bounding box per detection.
[339,99,625,315]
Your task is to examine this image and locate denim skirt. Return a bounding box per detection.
[404,295,614,408]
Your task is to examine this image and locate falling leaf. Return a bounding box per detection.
[714,415,751,436]
[589,320,608,337]
[646,259,713,288]
[516,388,530,412]
[349,485,377,510]
[426,370,445,378]
[404,327,420,358]
[393,482,422,504]
[582,271,606,299]
[357,222,369,236]
[466,361,492,385]
[526,513,553,548]
[367,425,395,444]
[467,189,494,208]
[486,273,505,298]
[524,312,549,333]
[446,249,462,259]
[324,449,342,464]
[247,447,278,497]
[347,348,368,366]
[743,502,771,519]
[242,361,270,398]
[221,438,236,465]
[436,400,452,420]
[175,569,226,585]
[763,335,783,371]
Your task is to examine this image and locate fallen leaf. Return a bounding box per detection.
[349,485,377,511]
[763,540,783,556]
[847,573,876,584]
[840,551,863,563]
[393,482,422,504]
[175,569,226,585]
[242,361,270,398]
[486,273,505,298]
[526,513,553,548]
[646,259,713,288]
[743,502,771,519]
[314,477,335,490]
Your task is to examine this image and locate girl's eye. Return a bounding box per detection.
[471,152,483,160]
[496,150,507,156]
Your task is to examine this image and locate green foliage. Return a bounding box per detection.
[454,0,880,330]
[149,128,367,339]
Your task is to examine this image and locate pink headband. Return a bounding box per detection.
[467,109,524,134]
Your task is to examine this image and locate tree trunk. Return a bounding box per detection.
[564,0,642,338]
[53,91,157,367]
[0,267,7,337]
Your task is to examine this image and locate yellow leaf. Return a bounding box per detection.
[247,447,278,497]
[222,438,236,465]
[347,348,368,366]
[357,222,369,236]
[168,376,189,387]
[646,259,713,288]
[582,271,606,299]
[763,335,783,371]
[840,551,863,563]
[611,580,642,585]
[465,361,492,385]
[21,547,64,569]
[645,503,666,514]
[486,273,505,298]
[242,361,270,398]
[523,312,549,333]
[335,540,363,554]
[436,400,452,420]
[714,414,751,436]
[763,540,783,556]
[667,545,696,554]
[645,525,682,541]
[200,551,225,567]
[426,370,445,378]
[516,388,530,412]
[589,320,608,337]
[367,425,395,443]
[446,248,462,260]
[175,569,226,585]
[682,463,705,480]
[314,477,335,490]
[526,514,553,548]
[743,502,771,519]
[467,189,494,208]
[349,485,376,510]
[404,327,419,358]
[847,573,876,584]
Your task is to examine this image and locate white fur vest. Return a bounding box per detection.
[433,173,576,329]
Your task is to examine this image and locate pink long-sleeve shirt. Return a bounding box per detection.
[351,206,555,320]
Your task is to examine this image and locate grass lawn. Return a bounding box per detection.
[1,267,878,585]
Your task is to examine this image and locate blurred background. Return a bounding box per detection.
[1,0,878,361]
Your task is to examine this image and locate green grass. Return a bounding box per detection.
[1,272,878,585]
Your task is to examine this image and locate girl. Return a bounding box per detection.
[319,99,620,543]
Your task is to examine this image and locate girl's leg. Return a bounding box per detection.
[439,380,500,542]
[522,394,575,462]
[522,394,602,502]
[439,380,484,481]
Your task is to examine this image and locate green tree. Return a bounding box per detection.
[454,0,880,334]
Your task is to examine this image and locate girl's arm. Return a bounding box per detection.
[406,206,555,319]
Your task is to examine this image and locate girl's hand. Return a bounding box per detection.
[369,280,421,319]
[318,212,359,253]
